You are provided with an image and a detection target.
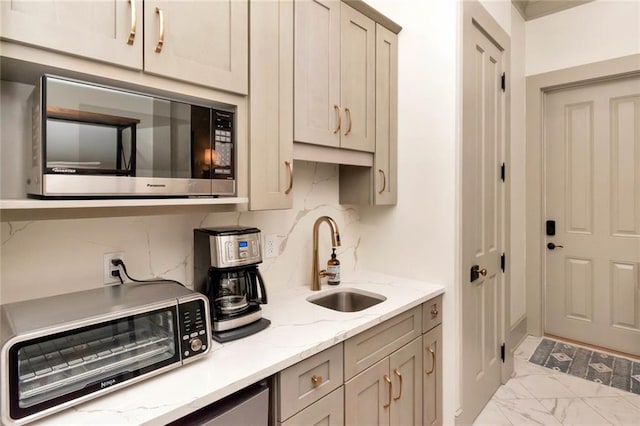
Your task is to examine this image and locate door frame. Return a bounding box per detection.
[525,54,640,336]
[457,1,511,423]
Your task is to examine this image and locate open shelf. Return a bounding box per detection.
[0,197,248,210]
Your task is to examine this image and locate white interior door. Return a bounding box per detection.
[545,75,640,356]
[460,9,507,424]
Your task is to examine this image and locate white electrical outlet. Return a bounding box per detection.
[264,234,278,258]
[104,252,125,284]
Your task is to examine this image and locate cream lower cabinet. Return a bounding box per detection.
[422,295,443,426]
[277,343,344,425]
[344,337,423,426]
[276,300,442,426]
[344,305,423,426]
[248,0,294,210]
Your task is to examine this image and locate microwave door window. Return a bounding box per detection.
[45,77,146,176]
[12,308,179,415]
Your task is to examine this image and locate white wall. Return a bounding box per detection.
[356,0,459,422]
[480,0,512,34]
[526,0,640,75]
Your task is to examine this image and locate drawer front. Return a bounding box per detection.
[278,343,343,421]
[422,295,443,333]
[344,305,421,380]
[280,386,344,426]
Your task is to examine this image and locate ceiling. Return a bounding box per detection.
[512,0,594,21]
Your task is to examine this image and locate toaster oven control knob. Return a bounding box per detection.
[190,338,203,352]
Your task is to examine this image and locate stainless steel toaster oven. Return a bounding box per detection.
[0,282,211,425]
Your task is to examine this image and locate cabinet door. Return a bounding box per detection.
[0,0,142,69]
[423,325,443,426]
[281,387,344,426]
[344,305,421,380]
[345,358,390,426]
[389,338,423,426]
[144,0,248,94]
[293,0,341,148]
[374,24,398,204]
[249,0,294,210]
[339,3,375,152]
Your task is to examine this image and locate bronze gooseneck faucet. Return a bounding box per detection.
[311,216,341,291]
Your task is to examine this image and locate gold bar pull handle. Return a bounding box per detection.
[127,0,137,45]
[333,105,342,134]
[383,374,392,408]
[154,7,165,53]
[392,368,403,400]
[378,169,386,194]
[425,346,436,375]
[344,107,352,136]
[284,160,293,195]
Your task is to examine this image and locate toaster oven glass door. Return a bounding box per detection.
[9,307,179,420]
[43,76,222,182]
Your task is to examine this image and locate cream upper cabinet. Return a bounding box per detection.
[249,0,294,210]
[338,23,398,206]
[339,2,375,152]
[294,0,341,148]
[144,0,248,94]
[1,0,247,94]
[294,0,374,152]
[0,0,143,69]
[373,24,398,204]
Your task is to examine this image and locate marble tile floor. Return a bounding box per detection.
[473,336,640,425]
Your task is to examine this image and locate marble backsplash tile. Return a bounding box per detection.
[0,161,360,304]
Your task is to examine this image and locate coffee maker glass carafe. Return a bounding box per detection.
[216,271,248,313]
[212,267,267,314]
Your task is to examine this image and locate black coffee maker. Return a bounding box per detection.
[194,227,270,342]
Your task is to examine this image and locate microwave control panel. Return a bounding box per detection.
[212,110,234,178]
[178,298,210,360]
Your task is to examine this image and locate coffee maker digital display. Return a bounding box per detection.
[194,227,270,342]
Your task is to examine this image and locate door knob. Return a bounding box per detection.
[547,242,564,250]
[470,264,488,282]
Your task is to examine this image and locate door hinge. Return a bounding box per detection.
[500,343,506,362]
[501,72,506,92]
[501,253,506,273]
[500,163,505,182]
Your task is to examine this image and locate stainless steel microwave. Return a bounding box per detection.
[0,282,211,425]
[28,75,236,198]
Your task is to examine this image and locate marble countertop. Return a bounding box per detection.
[34,271,444,425]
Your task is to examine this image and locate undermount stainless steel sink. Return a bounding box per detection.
[307,289,386,312]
